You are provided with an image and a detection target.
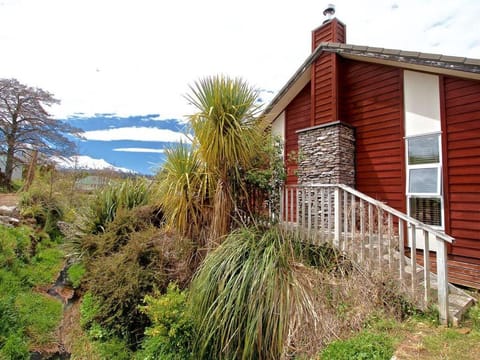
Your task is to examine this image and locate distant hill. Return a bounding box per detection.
[60,114,189,175]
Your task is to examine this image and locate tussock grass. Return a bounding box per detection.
[190,226,318,359]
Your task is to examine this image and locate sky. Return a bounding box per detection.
[1,0,479,121]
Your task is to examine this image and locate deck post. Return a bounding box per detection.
[436,237,449,325]
[334,186,341,245]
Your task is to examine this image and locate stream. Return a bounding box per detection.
[30,264,75,360]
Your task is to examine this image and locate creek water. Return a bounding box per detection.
[30,264,74,359]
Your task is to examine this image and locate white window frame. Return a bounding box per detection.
[405,132,444,229]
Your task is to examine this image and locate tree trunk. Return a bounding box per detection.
[22,149,38,191]
[2,140,15,190]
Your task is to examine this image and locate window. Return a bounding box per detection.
[406,133,443,227]
[404,70,443,229]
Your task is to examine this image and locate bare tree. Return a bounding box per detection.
[0,78,82,189]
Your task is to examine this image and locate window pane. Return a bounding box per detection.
[409,168,438,193]
[409,197,442,226]
[408,135,439,165]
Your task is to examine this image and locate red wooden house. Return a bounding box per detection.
[264,16,480,289]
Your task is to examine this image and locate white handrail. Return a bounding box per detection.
[281,183,453,324]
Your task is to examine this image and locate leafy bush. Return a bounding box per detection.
[0,226,32,268]
[0,224,64,356]
[20,181,64,238]
[137,283,194,360]
[88,178,151,234]
[15,292,62,345]
[81,208,193,349]
[319,331,394,360]
[190,225,317,360]
[67,262,86,288]
[0,330,29,360]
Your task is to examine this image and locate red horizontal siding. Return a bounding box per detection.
[285,84,311,185]
[444,76,480,269]
[312,18,346,49]
[339,59,404,211]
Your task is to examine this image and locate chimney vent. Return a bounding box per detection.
[323,4,335,22]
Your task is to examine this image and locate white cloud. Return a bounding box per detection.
[0,0,478,118]
[83,127,190,142]
[113,148,166,153]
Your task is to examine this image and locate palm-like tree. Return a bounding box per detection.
[185,75,265,243]
[157,142,210,242]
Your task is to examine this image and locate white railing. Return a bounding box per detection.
[280,184,454,324]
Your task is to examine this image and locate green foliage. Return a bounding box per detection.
[0,224,64,356]
[156,142,209,241]
[319,331,394,360]
[88,178,151,233]
[0,330,29,360]
[0,226,32,268]
[80,208,193,349]
[18,247,63,287]
[80,292,102,329]
[244,135,286,220]
[465,301,480,330]
[20,169,64,238]
[94,337,133,360]
[67,262,86,288]
[190,225,317,359]
[15,292,62,345]
[138,283,194,360]
[185,75,268,240]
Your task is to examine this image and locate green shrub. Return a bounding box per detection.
[18,247,63,288]
[94,336,132,360]
[88,178,151,234]
[0,330,29,360]
[319,331,394,360]
[190,225,317,360]
[138,283,194,360]
[16,292,62,345]
[0,226,32,268]
[83,218,192,349]
[80,292,102,329]
[20,185,64,238]
[466,302,480,330]
[67,262,86,288]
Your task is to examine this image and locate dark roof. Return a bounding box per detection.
[321,42,480,73]
[264,42,480,123]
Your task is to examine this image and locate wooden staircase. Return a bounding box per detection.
[280,184,476,325]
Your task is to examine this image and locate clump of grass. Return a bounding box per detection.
[190,225,318,359]
[320,331,394,360]
[88,178,151,234]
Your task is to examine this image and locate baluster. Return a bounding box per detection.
[388,214,393,269]
[423,229,431,306]
[313,188,319,244]
[343,189,348,251]
[351,194,356,258]
[320,188,325,242]
[307,188,312,240]
[334,187,341,247]
[399,219,405,281]
[410,224,417,300]
[327,188,332,244]
[368,203,373,267]
[360,199,365,264]
[436,236,449,325]
[378,207,383,270]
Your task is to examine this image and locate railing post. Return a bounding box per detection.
[334,186,341,245]
[279,186,284,224]
[436,236,449,325]
[423,230,431,306]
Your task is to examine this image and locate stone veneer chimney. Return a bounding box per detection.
[296,13,355,187]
